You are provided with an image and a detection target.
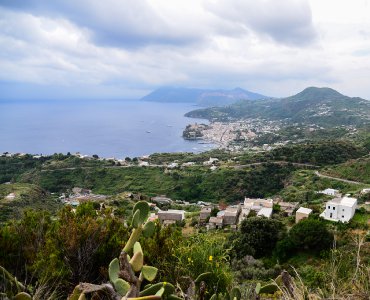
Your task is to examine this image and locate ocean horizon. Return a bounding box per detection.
[0,99,215,158]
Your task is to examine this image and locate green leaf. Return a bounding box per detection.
[133,241,143,254]
[114,278,130,296]
[133,201,150,224]
[142,266,158,282]
[14,292,32,300]
[129,250,144,272]
[255,282,261,294]
[155,287,165,296]
[143,221,156,238]
[132,209,142,228]
[259,283,278,294]
[108,258,119,283]
[139,283,163,297]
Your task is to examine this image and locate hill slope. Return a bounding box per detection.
[185,87,370,127]
[0,183,60,222]
[141,87,269,106]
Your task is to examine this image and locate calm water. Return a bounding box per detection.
[0,99,214,158]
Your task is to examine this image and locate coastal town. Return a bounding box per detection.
[183,119,283,151]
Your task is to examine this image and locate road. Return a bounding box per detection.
[314,171,364,185]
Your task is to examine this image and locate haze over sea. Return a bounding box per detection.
[0,100,214,158]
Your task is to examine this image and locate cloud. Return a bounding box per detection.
[0,0,215,48]
[205,0,317,46]
[1,0,370,100]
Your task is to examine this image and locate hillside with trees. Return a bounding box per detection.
[185,87,370,128]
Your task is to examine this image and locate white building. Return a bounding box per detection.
[321,196,357,222]
[157,209,185,223]
[257,207,273,218]
[244,198,273,211]
[318,188,340,196]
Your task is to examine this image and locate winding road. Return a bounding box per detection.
[314,171,364,185]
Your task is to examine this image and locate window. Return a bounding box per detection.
[343,209,345,211]
[342,215,344,218]
[333,207,335,210]
[328,206,331,209]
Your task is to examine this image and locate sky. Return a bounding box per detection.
[1,0,370,100]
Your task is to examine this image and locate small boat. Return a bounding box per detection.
[146,131,151,133]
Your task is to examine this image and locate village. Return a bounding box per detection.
[58,184,370,231]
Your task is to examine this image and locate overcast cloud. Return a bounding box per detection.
[1,0,370,99]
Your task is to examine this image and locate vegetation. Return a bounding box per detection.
[230,217,286,259]
[0,135,369,299]
[17,163,294,203]
[185,87,370,127]
[323,157,370,184]
[276,218,334,261]
[0,183,60,223]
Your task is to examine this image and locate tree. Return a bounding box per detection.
[231,217,286,259]
[276,218,333,261]
[288,218,333,252]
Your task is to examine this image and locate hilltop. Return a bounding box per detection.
[141,86,269,106]
[185,87,370,127]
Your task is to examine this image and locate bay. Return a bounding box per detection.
[0,99,215,158]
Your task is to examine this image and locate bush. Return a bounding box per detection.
[276,218,334,261]
[230,217,286,259]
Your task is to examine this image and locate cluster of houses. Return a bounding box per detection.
[198,197,306,230]
[60,187,107,206]
[136,186,360,229]
[58,185,360,228]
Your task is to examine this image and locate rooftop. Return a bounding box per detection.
[296,207,312,214]
[328,196,357,207]
[257,207,273,218]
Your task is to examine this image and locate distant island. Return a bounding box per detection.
[140,86,270,106]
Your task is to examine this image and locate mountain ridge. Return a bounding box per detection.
[140,86,270,106]
[185,86,370,127]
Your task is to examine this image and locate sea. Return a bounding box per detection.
[0,99,215,158]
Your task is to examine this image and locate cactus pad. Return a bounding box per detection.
[129,250,144,272]
[143,221,155,237]
[259,283,278,294]
[255,282,261,294]
[133,241,143,254]
[142,266,158,282]
[114,278,130,296]
[108,258,119,283]
[14,292,32,300]
[132,209,143,228]
[133,201,150,224]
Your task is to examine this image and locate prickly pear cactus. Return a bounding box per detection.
[69,201,183,300]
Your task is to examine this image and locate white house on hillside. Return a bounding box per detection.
[320,196,357,222]
[318,188,340,196]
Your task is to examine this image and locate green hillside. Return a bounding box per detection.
[185,87,370,127]
[0,183,61,222]
[322,157,370,184]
